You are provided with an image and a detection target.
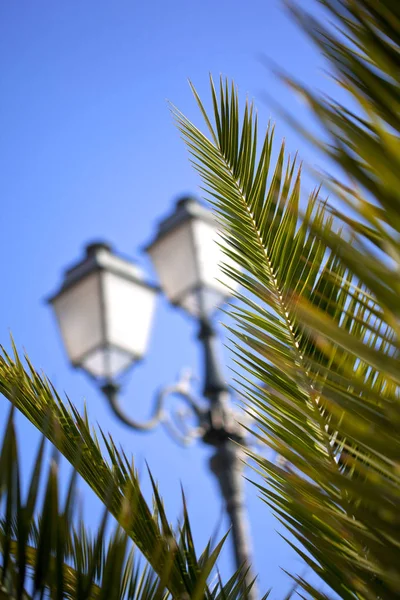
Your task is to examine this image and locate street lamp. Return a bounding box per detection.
[49,241,157,380]
[48,195,257,597]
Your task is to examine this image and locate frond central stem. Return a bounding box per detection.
[220,153,338,467]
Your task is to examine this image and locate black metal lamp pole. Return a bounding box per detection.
[198,318,257,597]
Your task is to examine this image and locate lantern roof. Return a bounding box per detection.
[48,241,158,304]
[145,196,217,250]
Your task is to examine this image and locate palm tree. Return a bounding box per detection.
[1,0,399,598]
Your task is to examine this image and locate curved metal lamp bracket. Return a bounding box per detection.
[101,369,206,445]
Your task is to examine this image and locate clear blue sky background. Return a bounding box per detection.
[0,0,338,597]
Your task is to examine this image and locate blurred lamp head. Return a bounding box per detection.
[146,196,238,317]
[48,242,157,381]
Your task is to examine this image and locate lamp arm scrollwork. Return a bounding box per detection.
[159,370,206,446]
[101,380,164,431]
[101,369,205,440]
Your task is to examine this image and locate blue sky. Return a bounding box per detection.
[1,0,336,596]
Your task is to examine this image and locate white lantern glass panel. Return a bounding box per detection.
[181,287,226,317]
[191,219,239,297]
[102,271,156,359]
[81,347,134,379]
[147,222,197,305]
[52,272,103,365]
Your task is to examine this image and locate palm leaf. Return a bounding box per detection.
[0,347,254,600]
[0,408,164,600]
[174,68,400,598]
[282,0,400,314]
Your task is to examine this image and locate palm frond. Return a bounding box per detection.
[0,347,254,600]
[283,0,400,313]
[174,69,400,598]
[0,408,164,600]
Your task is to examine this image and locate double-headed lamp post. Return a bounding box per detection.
[48,196,257,597]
